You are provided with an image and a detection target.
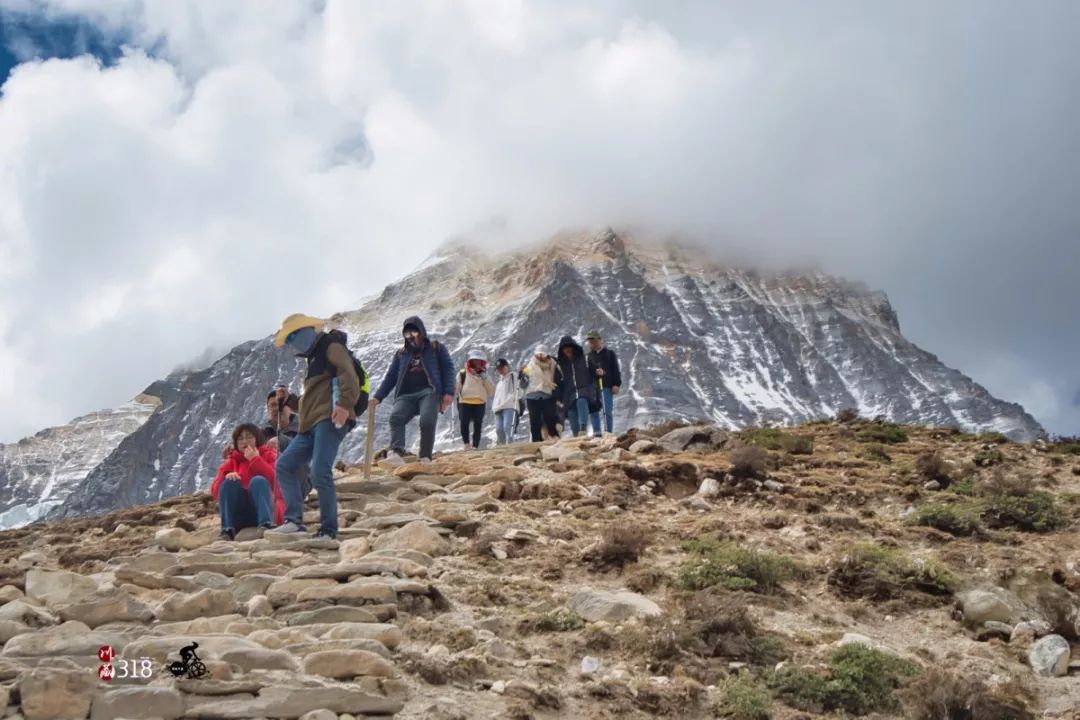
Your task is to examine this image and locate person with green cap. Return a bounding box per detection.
[586,330,621,435]
[266,313,362,543]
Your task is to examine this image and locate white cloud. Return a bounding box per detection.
[0,0,1078,441]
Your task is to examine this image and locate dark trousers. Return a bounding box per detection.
[389,387,439,459]
[526,397,559,441]
[218,476,273,531]
[459,402,486,447]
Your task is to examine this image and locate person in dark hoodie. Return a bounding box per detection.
[266,314,363,544]
[556,335,599,437]
[369,316,455,464]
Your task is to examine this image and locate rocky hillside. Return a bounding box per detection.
[0,418,1076,719]
[0,397,159,528]
[32,229,1043,528]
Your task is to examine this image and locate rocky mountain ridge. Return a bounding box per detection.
[0,229,1046,528]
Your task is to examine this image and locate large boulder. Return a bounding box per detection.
[156,589,238,621]
[371,520,449,557]
[567,589,662,622]
[302,649,395,679]
[2,621,128,658]
[24,569,99,609]
[658,425,729,453]
[56,593,155,628]
[318,622,403,649]
[0,600,58,628]
[181,686,402,718]
[955,588,1028,628]
[18,667,97,720]
[90,687,185,720]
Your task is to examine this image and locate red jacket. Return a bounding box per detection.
[210,446,285,525]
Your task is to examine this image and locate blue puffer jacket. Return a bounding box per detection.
[373,316,456,402]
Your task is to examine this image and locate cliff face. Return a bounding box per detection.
[7,228,1043,525]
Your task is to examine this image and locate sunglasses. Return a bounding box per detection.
[285,330,299,344]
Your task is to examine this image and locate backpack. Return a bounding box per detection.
[312,331,370,419]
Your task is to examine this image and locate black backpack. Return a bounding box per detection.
[309,331,369,419]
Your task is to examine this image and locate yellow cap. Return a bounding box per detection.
[273,313,327,347]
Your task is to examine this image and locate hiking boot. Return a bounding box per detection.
[265,521,307,539]
[218,528,235,542]
[383,451,406,466]
[308,531,339,549]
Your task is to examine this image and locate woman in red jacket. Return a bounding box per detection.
[210,424,286,541]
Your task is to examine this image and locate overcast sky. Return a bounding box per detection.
[0,0,1077,443]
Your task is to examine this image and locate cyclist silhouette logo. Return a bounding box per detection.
[166,642,211,679]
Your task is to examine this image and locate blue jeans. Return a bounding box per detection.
[567,397,591,436]
[590,387,614,434]
[495,409,516,444]
[219,476,273,531]
[276,420,348,536]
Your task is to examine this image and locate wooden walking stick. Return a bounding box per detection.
[363,405,376,480]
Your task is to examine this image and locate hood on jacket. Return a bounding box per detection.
[557,335,583,360]
[402,316,428,339]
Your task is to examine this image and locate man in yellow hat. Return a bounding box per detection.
[266,313,362,543]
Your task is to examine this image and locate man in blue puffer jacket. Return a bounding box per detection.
[368,316,455,464]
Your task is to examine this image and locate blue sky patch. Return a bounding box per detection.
[0,9,127,90]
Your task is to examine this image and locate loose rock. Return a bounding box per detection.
[567,589,662,622]
[1029,634,1071,677]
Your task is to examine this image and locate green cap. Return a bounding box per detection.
[586,330,601,340]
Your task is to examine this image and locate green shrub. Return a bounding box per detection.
[1049,436,1080,455]
[858,443,892,463]
[770,644,920,716]
[914,503,980,536]
[835,407,860,423]
[716,673,773,720]
[729,445,770,478]
[973,447,1005,467]
[981,491,1064,532]
[975,431,1010,444]
[899,668,1034,720]
[828,543,955,600]
[915,450,951,482]
[741,428,813,455]
[522,610,585,633]
[855,423,909,444]
[680,539,802,594]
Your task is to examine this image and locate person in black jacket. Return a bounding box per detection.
[555,335,599,437]
[586,330,622,434]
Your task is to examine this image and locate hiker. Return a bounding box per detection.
[455,350,494,449]
[210,424,285,541]
[263,387,299,449]
[585,330,622,434]
[556,335,599,437]
[369,316,455,464]
[269,314,365,542]
[521,347,561,441]
[492,358,519,445]
[263,387,312,497]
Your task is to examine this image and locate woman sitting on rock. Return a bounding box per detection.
[210,424,285,541]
